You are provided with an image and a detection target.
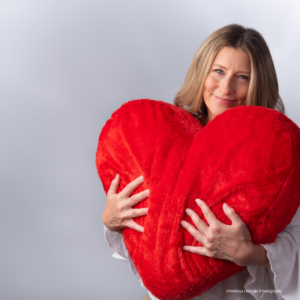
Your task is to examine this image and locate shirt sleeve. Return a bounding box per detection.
[103,225,127,260]
[103,225,145,286]
[245,207,300,300]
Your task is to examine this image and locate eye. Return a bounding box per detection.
[238,75,249,80]
[214,69,224,75]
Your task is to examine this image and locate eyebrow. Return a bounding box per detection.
[213,64,251,74]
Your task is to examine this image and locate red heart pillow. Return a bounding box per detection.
[96,99,300,300]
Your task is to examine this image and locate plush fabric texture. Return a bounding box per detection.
[96,99,300,300]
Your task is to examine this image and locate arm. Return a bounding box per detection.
[103,224,146,287]
[258,208,300,297]
[181,199,269,267]
[102,175,150,285]
[243,207,300,299]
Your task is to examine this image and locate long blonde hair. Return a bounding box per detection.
[174,24,285,118]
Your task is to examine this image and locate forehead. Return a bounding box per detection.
[212,46,251,71]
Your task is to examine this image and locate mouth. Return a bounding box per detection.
[214,95,237,105]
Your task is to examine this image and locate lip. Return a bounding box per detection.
[214,95,237,106]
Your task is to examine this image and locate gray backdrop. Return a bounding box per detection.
[1,1,299,299]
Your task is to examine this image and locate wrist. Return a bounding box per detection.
[103,222,123,234]
[238,243,270,267]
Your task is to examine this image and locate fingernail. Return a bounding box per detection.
[185,208,191,215]
[146,207,149,212]
[115,174,118,178]
[223,203,229,209]
[145,189,149,196]
[139,175,144,181]
[181,220,186,226]
[195,199,201,204]
[183,246,187,251]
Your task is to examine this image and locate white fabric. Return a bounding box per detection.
[104,207,300,300]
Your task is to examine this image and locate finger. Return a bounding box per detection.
[120,176,144,198]
[125,207,149,220]
[125,219,145,233]
[183,245,219,259]
[185,208,208,232]
[125,189,150,208]
[196,199,219,225]
[181,220,204,244]
[223,203,243,225]
[183,245,206,256]
[107,174,120,196]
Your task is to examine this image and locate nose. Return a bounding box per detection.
[219,76,234,95]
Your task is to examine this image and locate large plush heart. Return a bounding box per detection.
[96,99,300,300]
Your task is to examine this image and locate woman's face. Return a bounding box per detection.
[203,46,251,122]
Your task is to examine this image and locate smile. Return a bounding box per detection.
[214,95,237,105]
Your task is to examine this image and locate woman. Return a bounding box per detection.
[102,24,300,299]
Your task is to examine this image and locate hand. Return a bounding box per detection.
[181,199,269,266]
[102,174,149,234]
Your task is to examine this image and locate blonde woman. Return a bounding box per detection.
[102,24,300,299]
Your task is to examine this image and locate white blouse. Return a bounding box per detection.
[104,207,300,300]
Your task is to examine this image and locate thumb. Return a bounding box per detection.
[223,203,242,225]
[107,174,120,195]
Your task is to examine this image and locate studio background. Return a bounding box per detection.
[1,1,299,299]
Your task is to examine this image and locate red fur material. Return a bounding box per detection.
[96,99,300,300]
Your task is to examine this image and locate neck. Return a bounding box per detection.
[199,112,215,126]
[199,115,208,126]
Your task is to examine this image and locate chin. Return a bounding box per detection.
[210,106,231,119]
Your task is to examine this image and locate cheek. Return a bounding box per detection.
[237,85,249,101]
[204,76,218,94]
